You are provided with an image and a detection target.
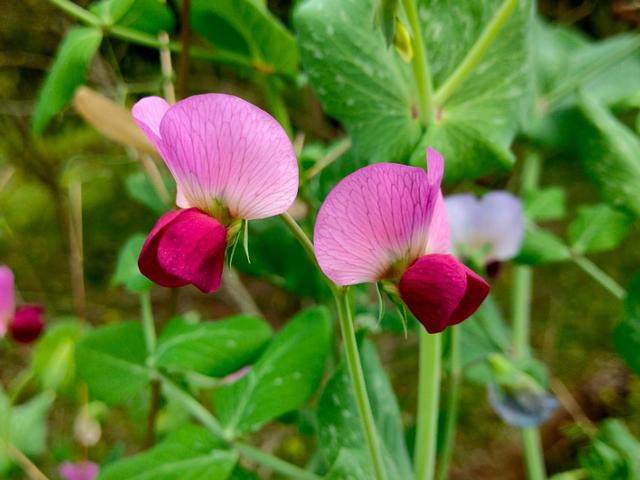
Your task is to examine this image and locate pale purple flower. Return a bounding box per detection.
[59,461,99,480]
[313,148,489,333]
[132,94,298,293]
[445,191,524,267]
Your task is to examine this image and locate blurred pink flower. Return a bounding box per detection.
[132,94,298,293]
[59,461,99,480]
[0,266,15,337]
[0,266,45,344]
[445,191,524,268]
[314,148,489,333]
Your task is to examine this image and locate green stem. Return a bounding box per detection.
[572,256,625,300]
[336,289,387,480]
[512,266,532,358]
[48,0,257,71]
[279,213,319,268]
[234,443,321,480]
[522,428,546,480]
[433,0,518,107]
[140,291,156,354]
[512,151,547,480]
[414,330,441,480]
[401,0,434,123]
[436,327,461,480]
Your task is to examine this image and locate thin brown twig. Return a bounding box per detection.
[550,379,598,438]
[68,181,86,320]
[5,444,50,480]
[158,32,176,105]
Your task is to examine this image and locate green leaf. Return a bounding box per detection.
[579,420,640,480]
[112,234,153,293]
[296,0,533,182]
[514,224,571,265]
[90,0,175,35]
[0,388,54,473]
[317,340,412,479]
[458,295,511,384]
[99,425,238,480]
[191,0,298,76]
[214,307,331,435]
[32,319,84,392]
[76,322,150,405]
[576,94,640,217]
[524,187,566,221]
[154,315,272,377]
[568,204,635,255]
[32,27,103,134]
[125,171,174,215]
[614,274,640,375]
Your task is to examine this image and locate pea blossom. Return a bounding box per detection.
[132,94,298,293]
[314,149,490,333]
[0,266,45,344]
[59,461,99,480]
[445,191,524,275]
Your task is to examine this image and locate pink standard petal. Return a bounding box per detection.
[314,163,432,285]
[398,254,490,333]
[131,96,170,152]
[59,462,99,480]
[134,94,298,220]
[139,208,227,293]
[426,192,450,254]
[10,305,45,344]
[0,266,15,337]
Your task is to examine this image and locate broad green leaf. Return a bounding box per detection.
[296,0,533,182]
[579,420,640,480]
[568,204,635,255]
[614,274,640,375]
[191,0,298,76]
[125,171,174,215]
[324,448,371,480]
[32,27,103,134]
[76,322,150,405]
[317,340,412,479]
[524,187,566,221]
[32,319,84,392]
[154,315,272,377]
[90,0,175,35]
[214,307,330,435]
[576,95,640,217]
[514,224,571,265]
[99,425,238,480]
[0,388,54,473]
[112,234,153,293]
[458,295,510,384]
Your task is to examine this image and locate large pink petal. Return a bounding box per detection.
[138,94,298,220]
[139,208,227,293]
[398,254,489,333]
[10,305,45,344]
[314,162,439,285]
[0,266,15,337]
[131,96,170,153]
[425,192,450,254]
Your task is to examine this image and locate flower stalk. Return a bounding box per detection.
[414,329,441,480]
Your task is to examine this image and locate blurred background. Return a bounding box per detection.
[1,0,640,479]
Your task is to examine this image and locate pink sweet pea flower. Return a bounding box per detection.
[0,266,45,344]
[59,461,99,480]
[314,148,489,333]
[132,94,298,293]
[0,266,15,337]
[445,192,524,276]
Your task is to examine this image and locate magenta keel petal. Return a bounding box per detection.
[398,254,489,333]
[138,208,227,293]
[10,305,45,344]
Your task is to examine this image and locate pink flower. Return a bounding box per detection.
[132,94,298,293]
[59,461,99,480]
[314,148,489,333]
[0,266,45,344]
